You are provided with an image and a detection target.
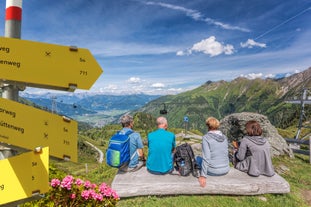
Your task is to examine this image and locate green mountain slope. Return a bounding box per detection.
[139,67,311,133]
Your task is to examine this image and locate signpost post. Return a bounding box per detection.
[2,0,23,101]
[183,116,189,138]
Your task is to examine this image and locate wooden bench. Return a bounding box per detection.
[111,167,290,198]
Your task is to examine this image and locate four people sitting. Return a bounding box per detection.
[115,115,275,186]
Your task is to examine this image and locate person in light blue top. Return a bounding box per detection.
[147,116,176,174]
[119,114,145,172]
[198,117,230,187]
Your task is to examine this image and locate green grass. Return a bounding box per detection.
[47,154,311,207]
[115,154,311,207]
[21,137,311,207]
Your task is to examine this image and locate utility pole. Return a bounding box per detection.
[51,96,58,114]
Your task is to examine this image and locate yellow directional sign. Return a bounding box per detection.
[0,37,103,91]
[0,98,78,162]
[0,147,49,205]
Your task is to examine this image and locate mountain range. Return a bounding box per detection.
[19,67,311,132]
[20,93,160,126]
[138,67,311,133]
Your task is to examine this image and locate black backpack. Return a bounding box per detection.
[174,143,199,177]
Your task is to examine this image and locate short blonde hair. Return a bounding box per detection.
[205,117,220,130]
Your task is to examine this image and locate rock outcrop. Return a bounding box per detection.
[219,112,294,157]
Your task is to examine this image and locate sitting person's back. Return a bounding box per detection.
[198,117,230,187]
[234,120,275,177]
[147,117,176,174]
[118,115,145,172]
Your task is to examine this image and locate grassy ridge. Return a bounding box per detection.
[139,76,310,134]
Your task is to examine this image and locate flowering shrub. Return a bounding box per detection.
[47,175,119,207]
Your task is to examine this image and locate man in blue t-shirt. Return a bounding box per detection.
[147,116,176,174]
[119,115,145,172]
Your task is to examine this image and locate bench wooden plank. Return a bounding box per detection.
[111,167,290,197]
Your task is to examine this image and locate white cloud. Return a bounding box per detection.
[176,50,185,56]
[89,41,179,57]
[144,1,250,32]
[204,18,250,32]
[178,36,234,57]
[265,74,275,78]
[240,39,267,48]
[103,84,118,90]
[127,77,141,84]
[240,73,263,79]
[151,83,165,88]
[168,88,183,93]
[145,2,202,21]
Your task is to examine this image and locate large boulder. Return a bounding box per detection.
[219,112,294,158]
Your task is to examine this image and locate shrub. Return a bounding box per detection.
[45,175,119,207]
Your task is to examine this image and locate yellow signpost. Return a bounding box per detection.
[0,147,49,205]
[0,98,78,162]
[0,37,103,91]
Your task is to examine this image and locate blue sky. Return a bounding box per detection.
[0,0,310,95]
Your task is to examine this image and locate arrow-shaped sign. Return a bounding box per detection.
[0,98,78,161]
[0,37,103,91]
[0,147,49,205]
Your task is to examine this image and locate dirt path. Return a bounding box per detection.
[301,190,311,206]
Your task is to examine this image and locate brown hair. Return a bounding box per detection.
[245,120,262,136]
[205,117,220,130]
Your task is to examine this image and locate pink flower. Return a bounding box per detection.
[49,176,119,206]
[70,193,76,199]
[81,190,90,200]
[75,178,84,186]
[84,180,92,189]
[60,175,74,190]
[112,190,120,200]
[99,183,108,193]
[50,178,60,187]
[94,193,103,201]
[88,189,97,200]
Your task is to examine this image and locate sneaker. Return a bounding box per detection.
[128,161,144,172]
[169,168,180,176]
